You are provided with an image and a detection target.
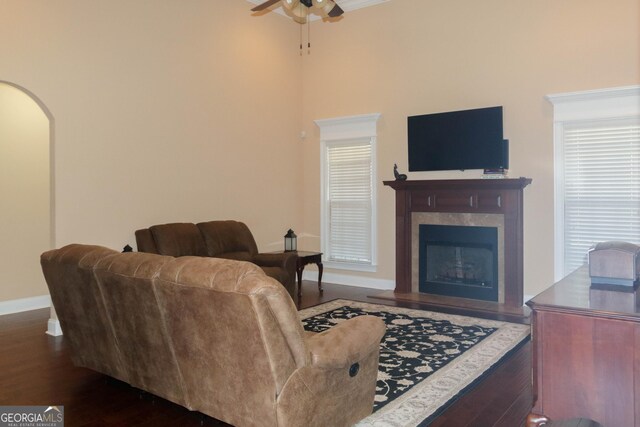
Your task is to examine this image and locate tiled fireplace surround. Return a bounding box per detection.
[384,178,531,311]
[411,212,505,301]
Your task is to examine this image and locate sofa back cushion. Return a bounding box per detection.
[93,251,189,408]
[148,222,207,257]
[197,220,259,259]
[153,256,308,427]
[40,244,127,382]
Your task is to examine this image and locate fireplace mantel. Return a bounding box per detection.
[384,178,532,309]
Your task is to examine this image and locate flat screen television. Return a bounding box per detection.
[408,106,508,172]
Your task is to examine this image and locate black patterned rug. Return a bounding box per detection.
[299,299,530,427]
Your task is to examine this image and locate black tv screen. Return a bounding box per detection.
[408,106,508,171]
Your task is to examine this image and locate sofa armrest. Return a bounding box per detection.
[305,315,386,369]
[278,315,385,426]
[253,252,297,270]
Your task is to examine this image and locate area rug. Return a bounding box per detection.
[298,299,530,427]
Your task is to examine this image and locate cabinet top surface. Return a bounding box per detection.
[527,266,640,320]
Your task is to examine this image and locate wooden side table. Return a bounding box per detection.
[294,251,323,298]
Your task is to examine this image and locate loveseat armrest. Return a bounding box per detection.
[135,228,158,253]
[305,315,386,369]
[253,251,297,271]
[252,252,298,299]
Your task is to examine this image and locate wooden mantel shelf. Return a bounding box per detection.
[383,178,532,310]
[383,177,532,191]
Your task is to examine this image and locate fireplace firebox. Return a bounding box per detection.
[419,225,498,302]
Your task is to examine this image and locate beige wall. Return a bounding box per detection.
[0,0,304,304]
[0,83,50,301]
[300,0,640,296]
[0,0,638,304]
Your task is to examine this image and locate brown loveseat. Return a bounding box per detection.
[135,221,297,299]
[41,244,386,427]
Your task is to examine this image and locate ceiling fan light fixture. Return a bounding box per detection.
[281,0,299,10]
[313,0,337,16]
[291,4,308,23]
[251,0,343,23]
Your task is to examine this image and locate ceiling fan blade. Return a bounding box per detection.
[251,0,281,12]
[327,2,344,17]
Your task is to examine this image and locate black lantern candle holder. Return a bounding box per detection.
[284,229,297,252]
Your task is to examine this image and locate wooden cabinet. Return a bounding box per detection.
[527,267,640,427]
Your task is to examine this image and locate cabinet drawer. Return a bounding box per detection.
[411,191,475,211]
[411,190,505,212]
[410,191,436,211]
[433,192,476,210]
[477,191,504,212]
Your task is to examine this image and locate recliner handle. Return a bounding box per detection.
[349,363,360,377]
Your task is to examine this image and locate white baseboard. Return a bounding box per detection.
[302,270,395,290]
[0,295,62,336]
[0,294,51,316]
[46,318,63,336]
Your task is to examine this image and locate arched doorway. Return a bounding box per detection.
[0,81,55,330]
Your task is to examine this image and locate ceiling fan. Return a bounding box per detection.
[251,0,344,23]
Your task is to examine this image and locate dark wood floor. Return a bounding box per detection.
[0,281,532,426]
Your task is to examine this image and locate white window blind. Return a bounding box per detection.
[562,118,640,274]
[326,139,373,264]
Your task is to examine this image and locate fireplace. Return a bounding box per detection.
[383,178,531,310]
[419,224,498,302]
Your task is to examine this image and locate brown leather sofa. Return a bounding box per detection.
[41,244,386,427]
[135,220,297,299]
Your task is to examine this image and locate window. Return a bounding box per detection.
[548,86,640,279]
[326,139,373,264]
[315,113,380,271]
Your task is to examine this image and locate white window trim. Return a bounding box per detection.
[546,85,640,281]
[315,113,381,272]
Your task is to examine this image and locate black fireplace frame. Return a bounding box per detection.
[419,224,499,302]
